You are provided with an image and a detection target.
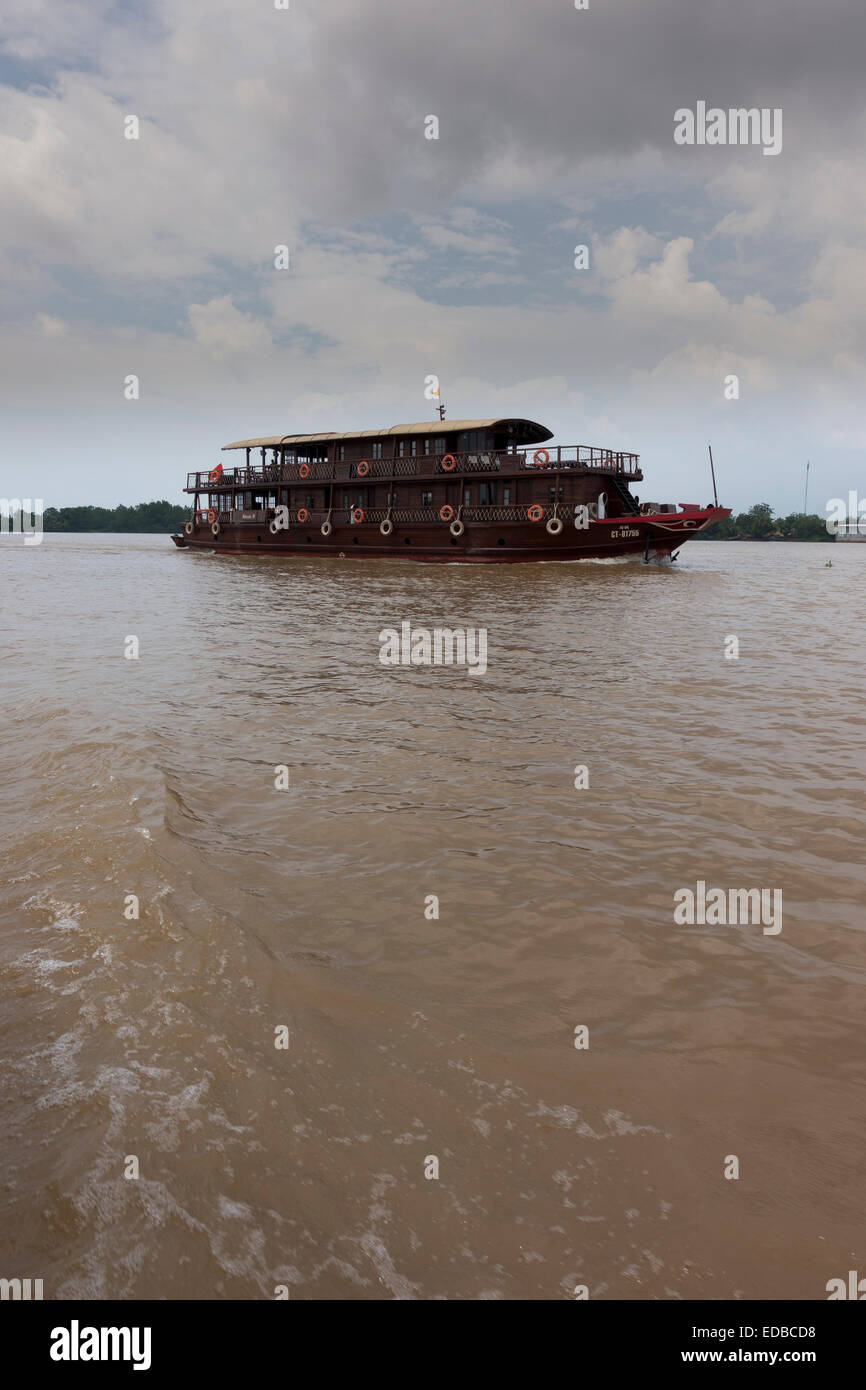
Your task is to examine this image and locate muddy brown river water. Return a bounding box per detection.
[1,535,864,1299]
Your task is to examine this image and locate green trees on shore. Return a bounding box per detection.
[25,500,834,539]
[703,504,832,541]
[41,501,187,532]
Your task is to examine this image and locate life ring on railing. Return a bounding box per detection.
[534,449,550,468]
[184,520,194,536]
[439,504,455,522]
[357,460,370,476]
[450,519,465,538]
[441,454,456,471]
[211,521,220,537]
[321,519,332,536]
[527,504,544,522]
[380,518,393,536]
[208,467,223,484]
[297,508,310,523]
[546,516,563,535]
[206,508,216,524]
[352,507,365,524]
[299,463,311,478]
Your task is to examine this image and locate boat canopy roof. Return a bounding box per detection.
[222,418,553,450]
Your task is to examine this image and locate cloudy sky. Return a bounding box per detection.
[2,0,865,512]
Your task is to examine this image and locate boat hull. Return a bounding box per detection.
[170,509,729,562]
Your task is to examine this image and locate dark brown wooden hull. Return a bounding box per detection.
[171,512,727,562]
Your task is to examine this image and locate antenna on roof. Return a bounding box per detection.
[438,401,446,420]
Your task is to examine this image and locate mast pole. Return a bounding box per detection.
[708,443,719,508]
[803,460,810,514]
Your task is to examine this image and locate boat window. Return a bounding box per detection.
[410,439,417,456]
[424,439,431,455]
[548,485,564,501]
[387,492,398,506]
[459,430,490,452]
[337,445,345,461]
[480,482,494,504]
[434,437,446,454]
[397,441,405,457]
[300,443,328,463]
[503,486,511,505]
[464,487,471,505]
[421,491,432,506]
[372,442,383,459]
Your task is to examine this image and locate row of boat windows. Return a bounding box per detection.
[283,432,515,463]
[292,438,449,463]
[224,485,567,508]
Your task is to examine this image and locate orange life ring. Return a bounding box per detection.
[297,508,310,523]
[299,463,311,478]
[439,504,455,522]
[533,449,550,467]
[206,508,216,524]
[357,460,370,476]
[208,468,221,484]
[441,454,456,471]
[352,507,365,523]
[527,504,544,522]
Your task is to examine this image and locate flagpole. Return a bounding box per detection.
[803,460,810,514]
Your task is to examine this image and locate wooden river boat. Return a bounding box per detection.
[171,417,730,562]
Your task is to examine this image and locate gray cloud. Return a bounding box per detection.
[1,0,865,513]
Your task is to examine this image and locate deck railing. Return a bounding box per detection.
[516,445,642,475]
[185,443,640,492]
[191,500,593,529]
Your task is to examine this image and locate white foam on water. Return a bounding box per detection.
[359,1233,419,1300]
[18,950,80,975]
[218,1196,254,1221]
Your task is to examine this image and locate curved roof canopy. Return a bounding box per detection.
[222,418,552,450]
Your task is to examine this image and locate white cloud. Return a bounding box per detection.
[187,296,273,360]
[35,312,66,337]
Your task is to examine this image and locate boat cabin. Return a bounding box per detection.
[184,418,643,523]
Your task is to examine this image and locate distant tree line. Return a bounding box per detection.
[40,501,187,532]
[703,504,832,541]
[11,499,835,539]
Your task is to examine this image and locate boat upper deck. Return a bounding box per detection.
[185,419,641,492]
